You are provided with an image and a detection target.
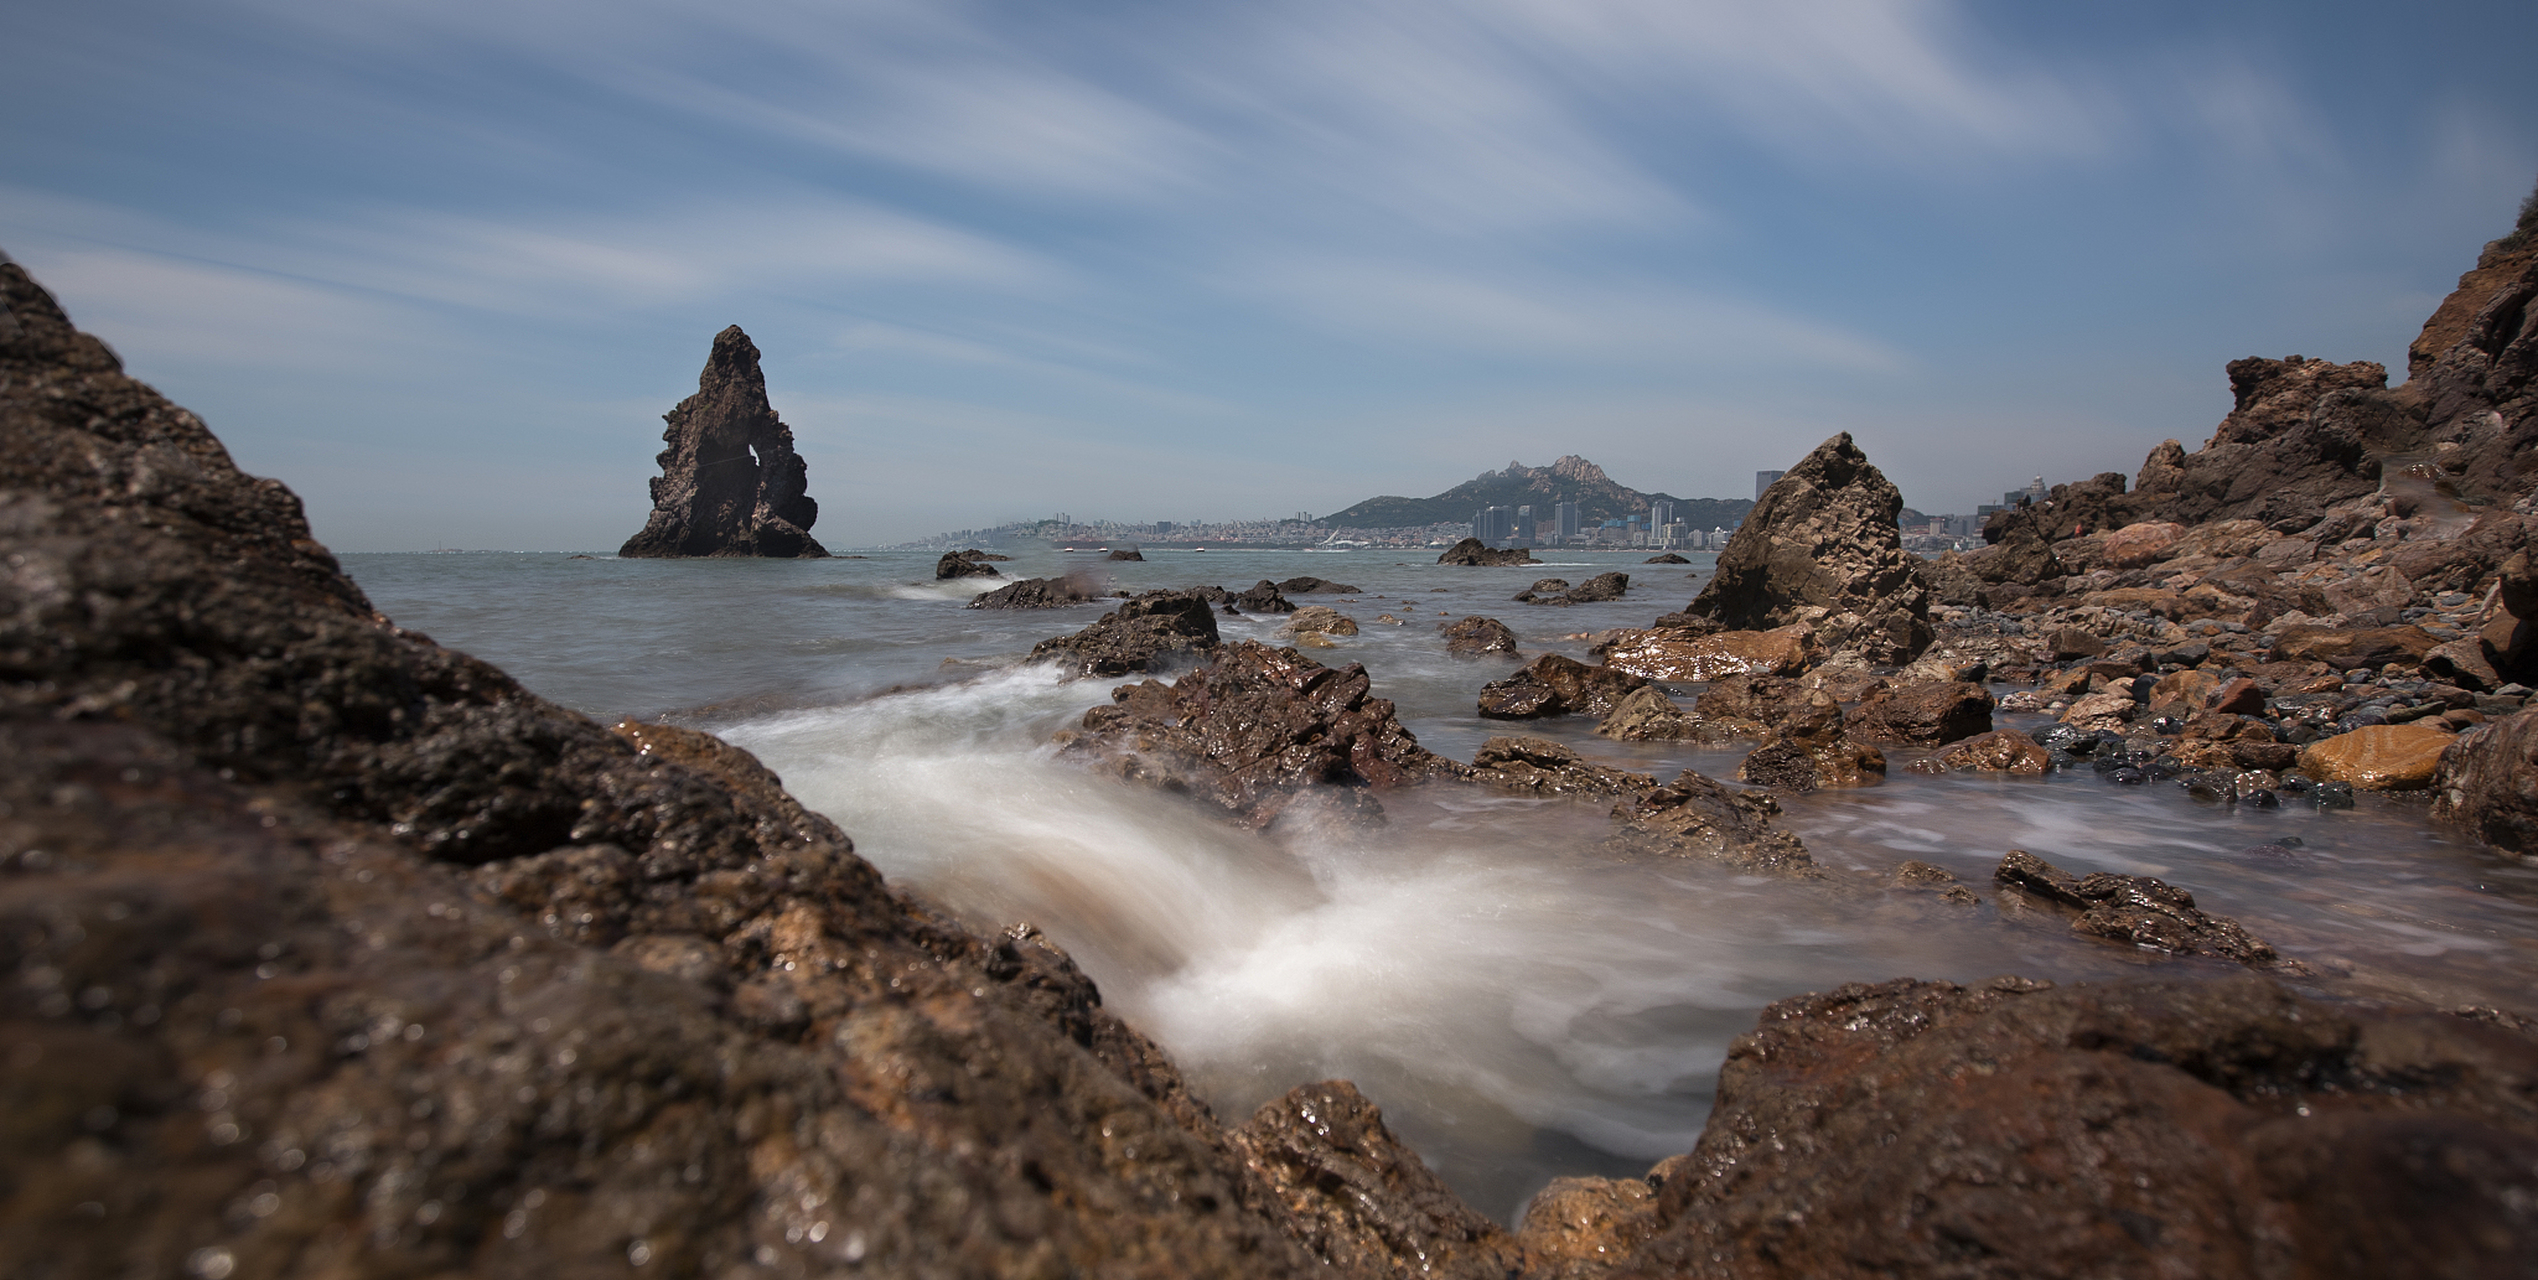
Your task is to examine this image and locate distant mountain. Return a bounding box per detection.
[1321,455,1754,530]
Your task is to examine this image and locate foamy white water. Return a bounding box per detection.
[347,548,2538,1220]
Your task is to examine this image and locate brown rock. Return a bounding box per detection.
[1614,973,2538,1278]
[1892,859,1980,903]
[2207,676,2268,715]
[2061,691,2139,732]
[1063,640,1454,826]
[1477,654,1648,720]
[620,326,828,558]
[1106,545,1145,561]
[1593,685,1703,741]
[1734,690,1885,792]
[1467,736,1656,797]
[2298,723,2456,791]
[1030,590,1222,676]
[2047,626,2108,660]
[1603,772,1822,877]
[1232,1081,1524,1280]
[2148,668,2223,716]
[1932,728,2052,774]
[1276,576,1362,594]
[1438,614,1521,659]
[1515,1168,1672,1273]
[2269,624,2440,670]
[1684,433,1934,664]
[1278,605,1360,637]
[1847,679,1994,745]
[2433,707,2538,855]
[1994,850,2292,968]
[969,573,1103,609]
[2426,638,2503,692]
[2100,520,2185,568]
[1596,623,1820,682]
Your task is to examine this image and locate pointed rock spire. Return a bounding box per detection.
[620,325,828,558]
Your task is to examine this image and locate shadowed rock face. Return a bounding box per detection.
[620,326,827,558]
[0,251,1375,1279]
[1689,433,1933,665]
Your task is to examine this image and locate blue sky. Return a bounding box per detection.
[6,0,2534,550]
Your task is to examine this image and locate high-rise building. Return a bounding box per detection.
[1755,470,1786,499]
[1649,500,1676,530]
[1474,506,1515,544]
[1553,501,1582,541]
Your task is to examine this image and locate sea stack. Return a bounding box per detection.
[620,326,828,558]
[1689,432,1933,665]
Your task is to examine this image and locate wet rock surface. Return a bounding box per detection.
[1466,736,1655,797]
[1276,576,1362,595]
[1686,433,1933,664]
[1279,605,1360,638]
[619,326,828,559]
[1616,973,2538,1279]
[1230,579,1302,613]
[1514,572,1629,606]
[1592,685,1703,741]
[1439,614,1521,659]
[968,574,1103,609]
[0,254,1377,1280]
[1029,590,1222,676]
[1994,850,2296,970]
[1602,772,1821,877]
[1231,1082,1525,1280]
[1059,641,1454,828]
[1733,690,1885,794]
[935,548,1003,578]
[1436,537,1539,566]
[1593,623,1820,683]
[2434,706,2538,857]
[1477,654,1647,720]
[1847,679,1996,746]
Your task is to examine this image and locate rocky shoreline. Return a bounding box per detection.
[8,208,2538,1277]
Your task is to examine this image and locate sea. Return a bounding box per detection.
[344,545,2538,1223]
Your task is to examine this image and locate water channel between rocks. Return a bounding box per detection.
[346,547,2538,1222]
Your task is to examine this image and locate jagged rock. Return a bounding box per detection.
[1059,641,1453,828]
[2061,691,2139,733]
[1685,434,1933,664]
[0,252,1375,1279]
[1733,689,1884,793]
[1594,623,1819,682]
[1275,576,1361,594]
[936,549,1001,579]
[1617,973,2538,1277]
[1603,772,1821,877]
[1691,674,1805,737]
[1436,537,1539,566]
[1277,605,1359,637]
[1514,571,1632,604]
[2100,520,2184,567]
[619,326,829,558]
[1107,546,1145,561]
[1643,552,1691,564]
[2298,724,2456,791]
[1846,679,1995,746]
[1477,654,1647,720]
[1515,1165,1678,1276]
[968,574,1102,609]
[1029,591,1222,676]
[1230,1081,1526,1280]
[1994,850,2294,968]
[1466,736,1656,797]
[2434,706,2538,855]
[1514,577,1572,602]
[1594,685,1703,741]
[1438,615,1520,659]
[1231,579,1301,613]
[1928,727,2052,774]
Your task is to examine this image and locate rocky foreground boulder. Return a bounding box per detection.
[619,325,828,558]
[1685,434,1933,665]
[1030,591,1221,675]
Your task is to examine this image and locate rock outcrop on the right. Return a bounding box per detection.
[2434,705,2538,856]
[1683,433,1933,665]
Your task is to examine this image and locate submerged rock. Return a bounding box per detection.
[1509,570,1628,605]
[1438,614,1521,659]
[1437,537,1539,566]
[1684,434,1933,664]
[1994,849,2296,969]
[619,326,829,558]
[1594,684,1704,741]
[1467,735,1656,797]
[1733,689,1885,793]
[1643,552,1691,564]
[1231,579,1301,613]
[1276,575,1362,594]
[1030,590,1222,676]
[1929,727,2053,774]
[1603,772,1821,877]
[1106,545,1145,561]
